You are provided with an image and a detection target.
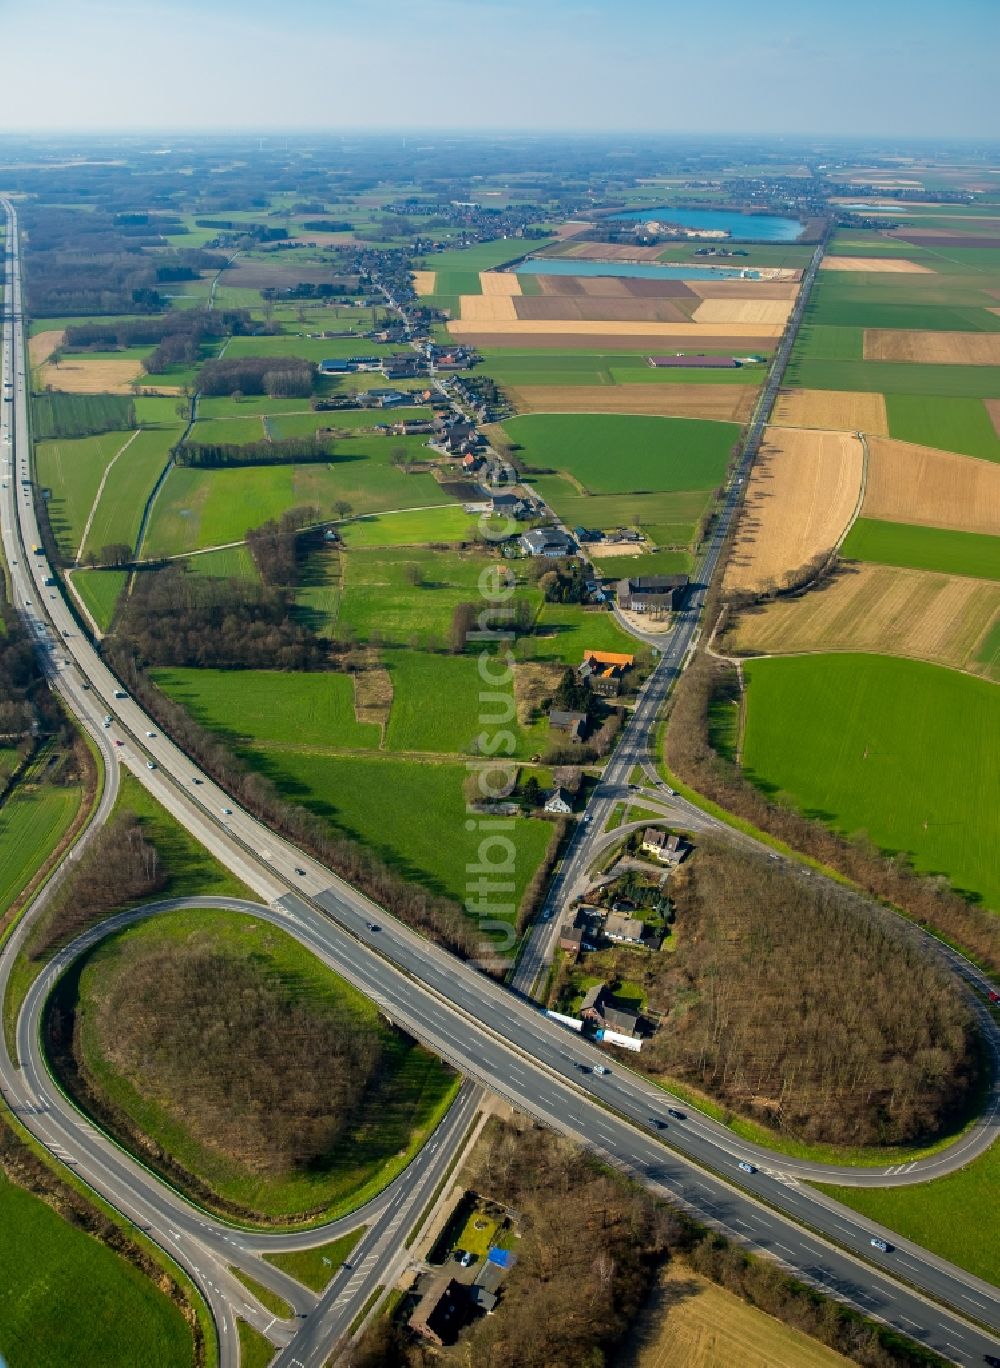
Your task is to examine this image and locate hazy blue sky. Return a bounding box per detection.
[3,0,997,138]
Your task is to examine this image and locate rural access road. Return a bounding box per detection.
[4,202,1000,1368]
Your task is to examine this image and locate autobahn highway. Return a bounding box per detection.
[3,198,1000,1366]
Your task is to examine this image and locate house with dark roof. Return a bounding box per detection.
[409,1277,469,1346]
[548,709,587,742]
[616,574,689,615]
[641,829,690,866]
[577,982,640,1038]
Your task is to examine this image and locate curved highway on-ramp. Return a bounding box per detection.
[3,200,1000,1366]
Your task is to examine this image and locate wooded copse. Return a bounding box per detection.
[350,1116,948,1368]
[110,567,326,671]
[196,355,315,398]
[52,935,384,1185]
[173,436,336,469]
[246,507,319,585]
[666,653,1000,975]
[636,841,980,1145]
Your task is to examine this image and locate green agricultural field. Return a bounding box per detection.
[742,653,1000,910]
[222,335,400,364]
[501,413,738,495]
[151,668,381,751]
[243,750,552,913]
[186,544,260,580]
[32,393,135,441]
[814,1136,1000,1289]
[479,348,766,388]
[786,358,1000,399]
[340,506,479,548]
[977,618,1000,683]
[791,324,864,362]
[0,783,82,919]
[527,602,649,666]
[885,394,1000,462]
[35,430,135,559]
[71,569,128,632]
[529,476,710,548]
[196,395,316,419]
[63,907,458,1222]
[841,519,1000,580]
[0,1171,193,1368]
[82,427,179,559]
[188,416,268,445]
[142,457,453,558]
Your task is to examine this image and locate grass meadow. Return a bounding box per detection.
[0,783,82,919]
[841,518,1000,580]
[35,430,134,558]
[742,653,1000,910]
[340,505,480,548]
[68,907,457,1222]
[530,475,710,547]
[815,1135,1000,1289]
[142,458,453,557]
[0,1172,193,1368]
[501,413,738,494]
[71,569,128,632]
[81,427,179,558]
[787,358,1000,399]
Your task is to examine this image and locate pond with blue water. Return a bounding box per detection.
[610,206,803,242]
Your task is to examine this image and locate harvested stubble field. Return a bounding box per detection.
[479,271,521,295]
[723,427,863,593]
[505,383,756,422]
[535,274,698,298]
[458,294,518,322]
[28,328,65,368]
[863,329,1000,365]
[686,279,799,299]
[621,1263,851,1368]
[819,257,933,273]
[549,241,667,261]
[691,298,793,326]
[727,563,1000,673]
[38,356,146,395]
[772,388,888,434]
[411,271,435,295]
[861,436,1000,536]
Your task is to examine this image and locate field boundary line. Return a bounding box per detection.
[75,429,141,563]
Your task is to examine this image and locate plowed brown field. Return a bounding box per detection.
[861,437,1000,535]
[726,563,1000,673]
[820,257,933,273]
[512,296,693,323]
[723,427,864,593]
[772,389,889,435]
[505,384,757,422]
[863,330,1000,364]
[535,274,697,298]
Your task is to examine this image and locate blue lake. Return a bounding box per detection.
[609,206,803,242]
[515,258,762,281]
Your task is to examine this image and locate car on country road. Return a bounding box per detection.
[738,1161,756,1174]
[145,730,156,737]
[221,807,233,816]
[146,761,156,770]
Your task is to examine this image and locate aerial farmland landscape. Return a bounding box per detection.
[0,3,999,1368]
